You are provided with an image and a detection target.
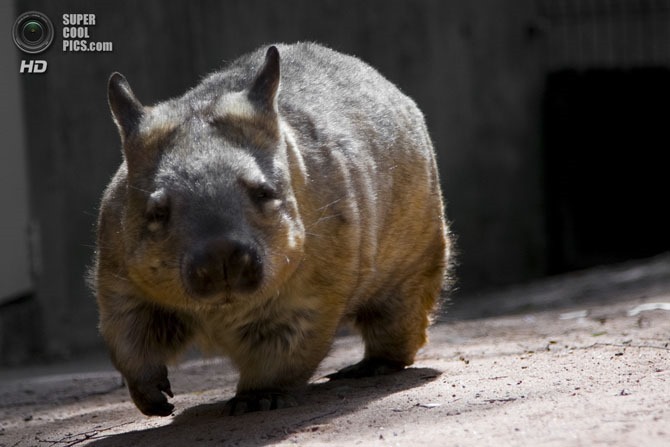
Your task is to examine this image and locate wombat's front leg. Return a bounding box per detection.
[99,297,193,416]
[225,310,339,415]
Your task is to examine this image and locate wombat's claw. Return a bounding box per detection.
[327,357,406,380]
[225,390,298,415]
[128,369,175,417]
[129,383,174,416]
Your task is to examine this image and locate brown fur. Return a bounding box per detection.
[93,43,451,416]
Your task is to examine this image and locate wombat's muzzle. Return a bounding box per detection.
[181,238,263,297]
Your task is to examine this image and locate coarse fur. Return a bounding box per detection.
[94,42,452,416]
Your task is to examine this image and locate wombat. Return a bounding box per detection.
[94,42,451,416]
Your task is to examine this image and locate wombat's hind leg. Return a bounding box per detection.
[225,390,298,416]
[331,257,444,381]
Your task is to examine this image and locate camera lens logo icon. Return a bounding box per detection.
[13,11,54,54]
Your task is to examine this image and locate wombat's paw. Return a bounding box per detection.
[127,367,175,417]
[225,390,298,415]
[327,357,406,380]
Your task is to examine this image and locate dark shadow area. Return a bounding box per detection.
[543,67,670,274]
[88,367,441,447]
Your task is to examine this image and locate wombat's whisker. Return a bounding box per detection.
[128,185,152,194]
[110,273,129,282]
[315,197,344,212]
[310,214,343,226]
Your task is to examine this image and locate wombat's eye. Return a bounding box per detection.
[146,189,170,229]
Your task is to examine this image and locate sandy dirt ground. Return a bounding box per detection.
[1,275,669,446]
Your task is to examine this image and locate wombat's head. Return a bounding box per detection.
[107,47,305,308]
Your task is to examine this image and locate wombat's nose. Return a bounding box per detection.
[182,239,263,297]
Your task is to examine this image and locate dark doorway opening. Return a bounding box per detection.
[543,67,670,274]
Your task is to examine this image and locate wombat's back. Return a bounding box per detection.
[261,44,447,319]
[192,42,430,157]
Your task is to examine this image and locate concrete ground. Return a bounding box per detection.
[1,255,669,446]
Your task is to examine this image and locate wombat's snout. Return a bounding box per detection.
[182,238,263,297]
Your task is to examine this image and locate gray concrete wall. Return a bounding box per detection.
[0,0,32,303]
[4,0,547,362]
[0,1,43,365]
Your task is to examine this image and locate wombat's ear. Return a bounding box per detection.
[108,72,144,141]
[248,46,280,113]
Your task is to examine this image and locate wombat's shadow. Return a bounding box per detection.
[88,367,440,447]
